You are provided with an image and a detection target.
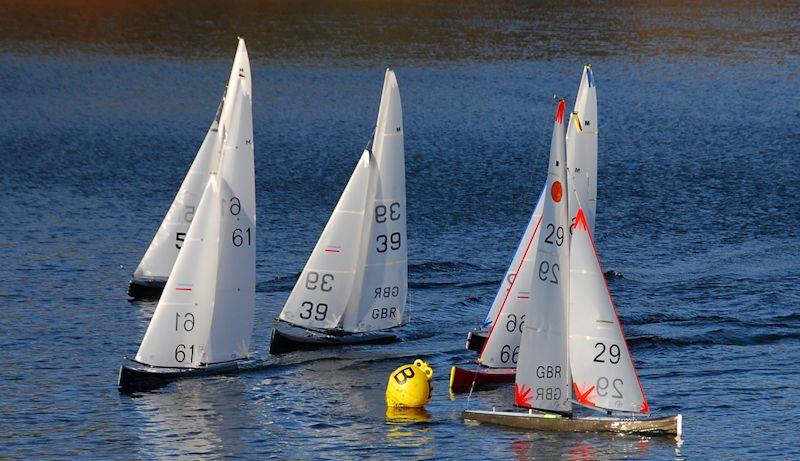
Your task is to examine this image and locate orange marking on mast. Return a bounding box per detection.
[551,181,563,203]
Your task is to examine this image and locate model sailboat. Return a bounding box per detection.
[453,66,598,392]
[119,39,255,392]
[127,46,251,300]
[462,100,681,435]
[269,69,407,354]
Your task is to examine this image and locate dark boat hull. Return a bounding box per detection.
[465,328,488,353]
[462,409,682,436]
[449,365,516,393]
[118,357,238,393]
[269,321,397,355]
[127,277,167,300]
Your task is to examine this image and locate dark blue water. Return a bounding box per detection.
[1,2,799,458]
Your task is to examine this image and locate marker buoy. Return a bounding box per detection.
[386,359,434,408]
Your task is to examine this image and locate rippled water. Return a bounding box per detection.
[1,2,799,458]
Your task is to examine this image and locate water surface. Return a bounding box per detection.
[1,2,798,458]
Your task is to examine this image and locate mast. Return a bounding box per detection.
[514,99,572,414]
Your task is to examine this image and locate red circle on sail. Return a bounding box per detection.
[551,181,563,202]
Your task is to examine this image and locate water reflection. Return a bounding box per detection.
[0,1,794,64]
[130,377,253,458]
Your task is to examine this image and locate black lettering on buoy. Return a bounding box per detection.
[394,366,415,385]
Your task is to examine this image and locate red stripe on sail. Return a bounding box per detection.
[479,214,544,359]
[555,100,566,124]
[584,216,650,414]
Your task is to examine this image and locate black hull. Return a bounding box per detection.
[118,357,238,393]
[128,277,167,300]
[269,321,397,355]
[466,328,488,353]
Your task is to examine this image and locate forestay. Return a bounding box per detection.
[514,100,572,414]
[565,65,598,236]
[478,190,544,368]
[135,39,255,367]
[281,69,407,334]
[569,207,649,414]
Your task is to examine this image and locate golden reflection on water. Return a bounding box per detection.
[0,0,796,64]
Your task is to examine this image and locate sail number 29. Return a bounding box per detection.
[593,342,621,363]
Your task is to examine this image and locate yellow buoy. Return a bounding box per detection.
[386,359,434,408]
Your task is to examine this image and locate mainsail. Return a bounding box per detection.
[514,100,572,414]
[566,65,598,236]
[135,39,255,367]
[568,207,649,414]
[280,69,406,334]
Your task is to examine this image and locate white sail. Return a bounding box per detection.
[478,190,544,368]
[132,100,223,282]
[514,100,572,413]
[281,69,406,334]
[566,65,598,236]
[568,207,649,414]
[134,39,255,367]
[279,150,374,330]
[481,186,546,329]
[343,68,407,332]
[132,38,252,283]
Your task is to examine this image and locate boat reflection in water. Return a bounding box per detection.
[130,378,254,458]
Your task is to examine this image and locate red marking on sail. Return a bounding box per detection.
[175,288,192,291]
[551,181,563,203]
[640,400,650,414]
[574,381,597,407]
[555,100,566,124]
[479,214,544,359]
[515,383,533,408]
[324,249,340,253]
[574,208,589,232]
[584,219,650,414]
